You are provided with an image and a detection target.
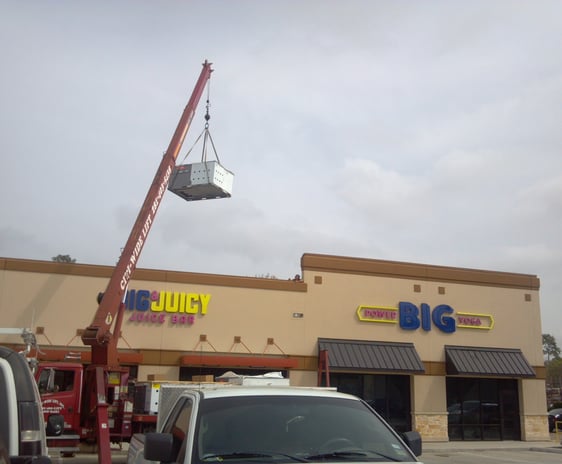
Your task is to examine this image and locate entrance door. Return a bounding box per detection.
[446,377,520,441]
[499,383,521,440]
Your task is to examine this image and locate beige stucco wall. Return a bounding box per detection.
[411,375,449,441]
[289,370,317,387]
[0,268,308,354]
[0,269,110,346]
[301,270,542,364]
[412,375,447,415]
[0,256,547,442]
[519,378,550,441]
[138,364,180,381]
[122,282,308,354]
[0,258,542,367]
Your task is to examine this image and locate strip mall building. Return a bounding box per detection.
[0,254,548,442]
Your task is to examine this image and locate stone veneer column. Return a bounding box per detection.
[519,379,550,441]
[412,413,449,442]
[521,414,550,441]
[412,375,449,442]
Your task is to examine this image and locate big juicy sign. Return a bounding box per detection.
[125,289,211,326]
[357,302,494,333]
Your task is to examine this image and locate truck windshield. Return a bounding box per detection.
[194,395,415,463]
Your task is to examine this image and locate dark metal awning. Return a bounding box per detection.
[318,338,425,373]
[445,345,536,378]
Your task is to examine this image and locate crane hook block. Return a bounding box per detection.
[168,161,234,202]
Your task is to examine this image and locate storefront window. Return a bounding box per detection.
[329,373,411,433]
[446,378,520,441]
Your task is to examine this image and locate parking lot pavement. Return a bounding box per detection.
[421,449,562,464]
[50,438,562,464]
[420,437,562,464]
[423,438,561,453]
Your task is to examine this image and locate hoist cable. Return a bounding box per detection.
[204,79,211,129]
[175,78,221,169]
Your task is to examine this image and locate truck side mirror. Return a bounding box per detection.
[144,432,175,462]
[46,368,56,393]
[401,431,422,457]
[31,457,52,464]
[46,414,65,436]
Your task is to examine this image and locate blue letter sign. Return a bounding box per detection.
[398,302,456,333]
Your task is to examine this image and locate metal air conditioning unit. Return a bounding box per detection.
[168,161,234,201]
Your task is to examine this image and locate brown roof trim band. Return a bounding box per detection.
[0,258,307,292]
[301,253,540,290]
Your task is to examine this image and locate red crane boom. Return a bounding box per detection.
[80,60,213,464]
[81,60,212,366]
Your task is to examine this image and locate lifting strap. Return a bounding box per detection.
[177,79,222,166]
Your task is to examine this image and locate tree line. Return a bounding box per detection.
[543,333,562,408]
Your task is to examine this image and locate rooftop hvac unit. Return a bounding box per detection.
[215,371,291,386]
[168,161,234,201]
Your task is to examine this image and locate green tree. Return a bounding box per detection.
[543,333,561,362]
[51,254,76,263]
[547,358,562,392]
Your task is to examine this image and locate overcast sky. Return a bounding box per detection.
[1,1,561,340]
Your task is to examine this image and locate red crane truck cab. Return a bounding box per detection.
[35,362,134,456]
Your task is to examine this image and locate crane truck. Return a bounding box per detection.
[30,60,230,464]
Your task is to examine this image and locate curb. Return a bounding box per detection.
[424,447,561,453]
[529,446,562,454]
[422,442,561,454]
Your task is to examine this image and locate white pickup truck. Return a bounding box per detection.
[0,346,52,464]
[127,385,422,464]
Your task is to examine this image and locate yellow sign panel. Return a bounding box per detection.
[356,305,398,324]
[455,312,495,330]
[356,305,494,331]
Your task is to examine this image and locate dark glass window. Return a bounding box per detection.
[37,368,75,393]
[446,377,520,441]
[125,365,138,381]
[329,373,412,433]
